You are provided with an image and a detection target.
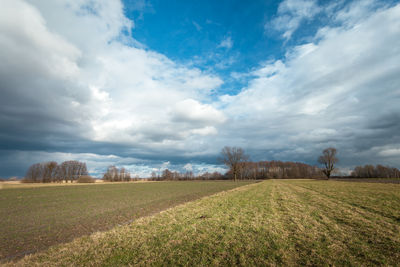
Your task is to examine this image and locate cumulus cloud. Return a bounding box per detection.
[0,0,229,177]
[172,99,226,125]
[0,2,224,147]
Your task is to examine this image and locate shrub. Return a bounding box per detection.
[77,175,95,183]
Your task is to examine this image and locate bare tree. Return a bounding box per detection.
[150,171,158,180]
[162,169,173,180]
[103,165,119,181]
[124,171,131,182]
[220,146,249,181]
[119,167,126,181]
[318,147,338,179]
[43,161,58,183]
[25,163,43,182]
[120,167,131,181]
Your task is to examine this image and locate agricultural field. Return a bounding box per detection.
[5,179,400,266]
[0,181,252,262]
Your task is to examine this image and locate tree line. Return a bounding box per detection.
[21,147,400,182]
[102,165,132,182]
[24,161,89,183]
[231,161,323,179]
[146,160,323,181]
[220,146,400,180]
[220,146,324,180]
[148,169,224,181]
[350,164,400,178]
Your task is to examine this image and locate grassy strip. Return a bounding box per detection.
[285,180,400,221]
[0,181,252,261]
[8,180,400,266]
[277,182,400,265]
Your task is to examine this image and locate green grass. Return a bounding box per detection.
[7,179,400,266]
[0,181,252,262]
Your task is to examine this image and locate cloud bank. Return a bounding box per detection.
[222,0,400,168]
[0,0,399,177]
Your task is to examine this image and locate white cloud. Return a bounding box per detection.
[191,126,218,136]
[160,161,170,169]
[172,99,226,125]
[183,163,193,171]
[334,0,380,25]
[0,0,224,153]
[218,36,233,49]
[222,2,400,166]
[378,148,400,157]
[270,0,321,40]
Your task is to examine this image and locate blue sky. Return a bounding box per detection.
[124,0,286,96]
[0,0,400,178]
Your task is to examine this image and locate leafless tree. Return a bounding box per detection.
[103,165,118,181]
[125,172,131,181]
[42,161,58,183]
[25,163,43,182]
[119,167,131,181]
[150,171,158,180]
[318,147,338,178]
[220,146,249,181]
[162,169,173,180]
[119,167,126,181]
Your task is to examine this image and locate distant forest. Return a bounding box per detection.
[19,152,400,183]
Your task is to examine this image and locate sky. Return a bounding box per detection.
[0,0,400,178]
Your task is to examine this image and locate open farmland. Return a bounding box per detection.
[6,179,400,266]
[0,181,252,262]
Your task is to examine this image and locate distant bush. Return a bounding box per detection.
[77,175,95,183]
